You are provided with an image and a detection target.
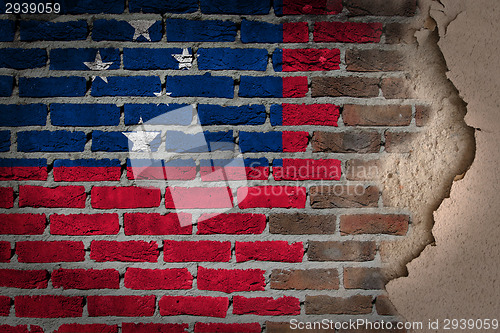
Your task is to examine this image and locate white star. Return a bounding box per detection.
[129,20,155,41]
[173,48,193,70]
[123,130,160,152]
[84,51,113,83]
[153,91,172,97]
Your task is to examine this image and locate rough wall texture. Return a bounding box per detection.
[388,0,500,331]
[0,0,479,332]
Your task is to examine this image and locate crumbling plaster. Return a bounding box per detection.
[387,0,500,330]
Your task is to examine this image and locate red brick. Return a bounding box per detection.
[344,267,385,289]
[90,241,158,262]
[55,324,118,333]
[312,131,381,153]
[19,186,86,208]
[282,76,308,98]
[270,269,339,290]
[346,159,381,181]
[0,325,43,333]
[124,268,192,290]
[308,241,376,261]
[237,186,306,209]
[269,213,336,234]
[282,0,342,15]
[416,105,431,127]
[345,0,416,16]
[0,187,13,208]
[54,167,120,182]
[0,269,48,289]
[235,241,303,262]
[197,266,265,293]
[381,77,414,99]
[15,295,84,318]
[340,214,409,235]
[310,185,379,208]
[343,105,412,126]
[159,296,228,318]
[0,214,45,235]
[195,323,261,333]
[197,213,266,235]
[283,22,308,43]
[0,241,10,262]
[274,159,341,181]
[16,241,84,263]
[312,76,380,98]
[165,187,233,209]
[91,186,160,209]
[233,296,300,316]
[124,213,192,235]
[164,240,231,262]
[0,296,10,316]
[87,295,155,317]
[375,295,399,316]
[50,213,118,235]
[346,49,406,72]
[305,295,372,314]
[282,49,340,72]
[314,22,382,43]
[282,131,308,152]
[122,323,188,333]
[52,269,119,290]
[281,104,340,126]
[0,166,47,181]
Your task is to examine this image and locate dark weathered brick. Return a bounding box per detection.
[345,0,417,16]
[311,76,379,98]
[312,131,381,153]
[340,214,410,235]
[376,295,399,316]
[346,49,406,72]
[346,159,381,181]
[269,213,335,234]
[385,23,417,44]
[270,269,339,290]
[381,77,414,99]
[343,105,412,126]
[344,267,386,289]
[416,105,431,127]
[310,185,379,208]
[308,241,376,261]
[305,295,373,315]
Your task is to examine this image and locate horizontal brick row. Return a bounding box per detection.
[8,128,409,153]
[0,15,417,42]
[0,156,382,182]
[0,212,407,237]
[0,217,407,261]
[0,293,381,318]
[0,78,414,101]
[1,48,407,74]
[0,102,415,128]
[0,0,416,15]
[0,157,385,182]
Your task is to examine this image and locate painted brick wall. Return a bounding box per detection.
[0,0,422,331]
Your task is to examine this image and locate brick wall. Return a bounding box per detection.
[0,0,422,331]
